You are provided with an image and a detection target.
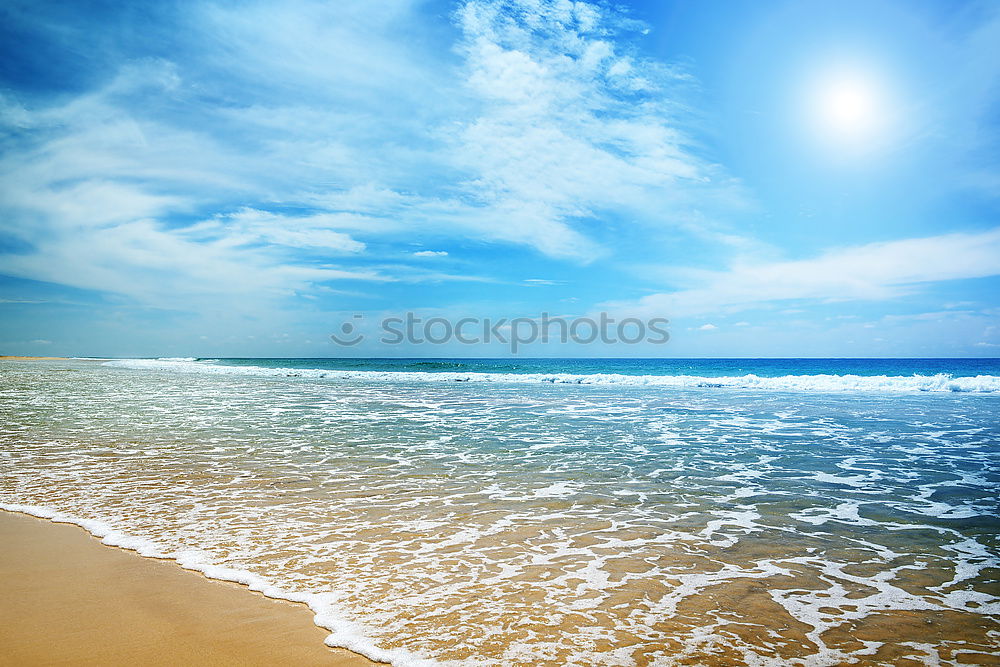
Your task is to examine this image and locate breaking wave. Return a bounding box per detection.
[104,358,1000,393]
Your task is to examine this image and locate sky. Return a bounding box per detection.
[1,0,999,358]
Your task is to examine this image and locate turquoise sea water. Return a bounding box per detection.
[166,356,1000,378]
[2,357,999,665]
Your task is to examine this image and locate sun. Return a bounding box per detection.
[802,68,892,156]
[820,79,877,134]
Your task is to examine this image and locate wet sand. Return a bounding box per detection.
[0,511,380,666]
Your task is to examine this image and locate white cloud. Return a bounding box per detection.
[1,0,741,311]
[0,217,388,307]
[446,0,744,260]
[189,208,366,253]
[412,250,449,258]
[0,0,753,321]
[697,323,717,331]
[620,227,1000,317]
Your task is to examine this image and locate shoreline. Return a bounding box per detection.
[0,355,72,360]
[0,510,381,666]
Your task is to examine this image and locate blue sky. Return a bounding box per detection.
[1,0,999,357]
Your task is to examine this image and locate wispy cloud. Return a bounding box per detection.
[186,209,366,253]
[448,0,744,259]
[617,227,1000,317]
[0,0,741,312]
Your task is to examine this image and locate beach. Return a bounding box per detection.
[1,357,999,665]
[0,511,377,666]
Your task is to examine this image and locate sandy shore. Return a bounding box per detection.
[0,511,380,666]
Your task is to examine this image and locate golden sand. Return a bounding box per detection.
[0,511,380,666]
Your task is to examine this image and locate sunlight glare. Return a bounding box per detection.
[804,68,892,157]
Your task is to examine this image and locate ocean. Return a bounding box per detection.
[2,357,999,665]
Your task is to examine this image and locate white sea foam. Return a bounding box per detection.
[103,359,1000,393]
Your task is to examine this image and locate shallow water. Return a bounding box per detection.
[2,358,999,665]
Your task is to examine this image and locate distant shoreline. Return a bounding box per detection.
[0,356,109,361]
